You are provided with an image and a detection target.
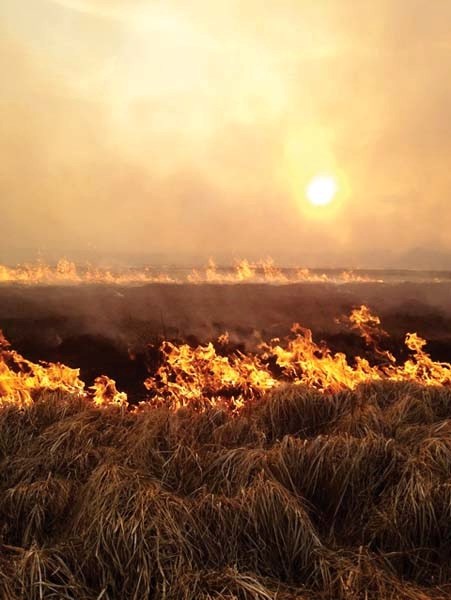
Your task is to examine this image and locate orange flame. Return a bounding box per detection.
[144,340,276,411]
[89,375,128,406]
[144,306,451,408]
[347,304,396,364]
[0,259,175,285]
[0,258,380,286]
[394,333,451,386]
[0,331,126,408]
[1,306,450,410]
[0,333,84,406]
[262,324,381,392]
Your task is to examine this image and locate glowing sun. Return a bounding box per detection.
[306,175,338,207]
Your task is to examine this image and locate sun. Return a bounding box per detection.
[306,175,338,207]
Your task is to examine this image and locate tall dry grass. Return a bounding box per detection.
[0,382,450,599]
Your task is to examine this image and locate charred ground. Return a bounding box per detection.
[1,281,451,399]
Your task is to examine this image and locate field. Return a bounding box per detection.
[1,280,451,599]
[1,383,451,599]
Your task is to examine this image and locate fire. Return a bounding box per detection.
[144,340,276,411]
[0,332,84,406]
[348,305,387,345]
[1,305,450,410]
[347,304,396,364]
[263,324,381,392]
[395,333,451,386]
[187,258,376,285]
[0,259,175,285]
[145,306,451,408]
[89,375,128,406]
[0,333,127,408]
[0,258,380,285]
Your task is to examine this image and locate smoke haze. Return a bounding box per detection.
[1,0,451,267]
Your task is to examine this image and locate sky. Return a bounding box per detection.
[1,0,451,268]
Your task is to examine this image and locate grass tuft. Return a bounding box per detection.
[1,382,450,598]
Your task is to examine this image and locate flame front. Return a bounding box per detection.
[0,258,379,285]
[0,332,84,406]
[1,306,450,410]
[0,259,175,285]
[144,340,276,411]
[145,306,451,408]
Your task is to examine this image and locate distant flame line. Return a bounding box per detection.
[0,258,381,285]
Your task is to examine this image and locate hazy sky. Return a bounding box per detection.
[1,0,451,267]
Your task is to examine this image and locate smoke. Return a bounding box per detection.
[2,281,451,395]
[1,0,451,267]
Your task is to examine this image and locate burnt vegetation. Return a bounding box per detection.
[0,382,450,599]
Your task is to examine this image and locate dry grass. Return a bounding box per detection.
[0,381,451,598]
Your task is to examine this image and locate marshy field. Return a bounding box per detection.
[1,275,451,599]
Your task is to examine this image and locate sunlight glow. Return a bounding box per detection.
[306,175,338,207]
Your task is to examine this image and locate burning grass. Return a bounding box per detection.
[0,383,451,599]
[0,257,379,286]
[1,306,451,598]
[2,304,451,410]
